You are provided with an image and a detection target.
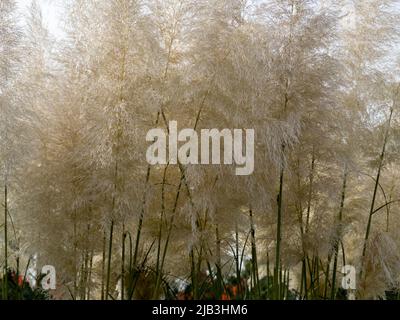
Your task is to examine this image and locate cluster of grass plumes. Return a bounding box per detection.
[1,0,400,300]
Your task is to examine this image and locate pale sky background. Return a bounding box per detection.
[16,0,64,38]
